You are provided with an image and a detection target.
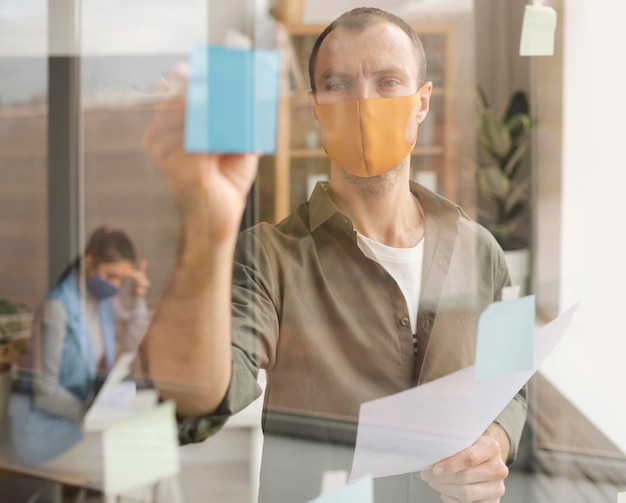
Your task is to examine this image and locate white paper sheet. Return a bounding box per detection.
[349,303,578,481]
[97,351,138,397]
[83,351,158,431]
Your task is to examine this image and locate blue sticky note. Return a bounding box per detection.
[185,45,280,154]
[475,295,535,381]
[307,475,373,503]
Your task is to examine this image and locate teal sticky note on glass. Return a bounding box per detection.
[185,45,280,154]
[308,475,373,503]
[475,295,535,381]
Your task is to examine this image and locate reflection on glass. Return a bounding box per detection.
[9,226,149,465]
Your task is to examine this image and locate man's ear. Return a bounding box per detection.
[308,90,320,129]
[416,81,433,124]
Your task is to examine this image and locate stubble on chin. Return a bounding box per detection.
[336,159,407,199]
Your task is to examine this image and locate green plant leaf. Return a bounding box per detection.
[489,220,518,239]
[477,165,510,199]
[503,140,530,177]
[478,108,512,160]
[504,90,530,121]
[506,113,532,142]
[476,85,489,112]
[501,200,527,227]
[503,178,530,216]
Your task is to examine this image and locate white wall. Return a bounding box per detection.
[540,0,626,456]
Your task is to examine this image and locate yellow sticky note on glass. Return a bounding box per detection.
[519,4,557,56]
[618,491,626,503]
[103,401,180,495]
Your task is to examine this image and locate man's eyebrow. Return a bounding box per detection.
[320,67,412,82]
[319,70,351,82]
[370,66,412,78]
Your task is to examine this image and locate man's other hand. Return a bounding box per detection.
[420,423,510,502]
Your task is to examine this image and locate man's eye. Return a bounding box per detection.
[327,82,347,91]
[381,80,399,87]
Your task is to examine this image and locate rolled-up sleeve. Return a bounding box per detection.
[494,385,528,465]
[177,229,277,444]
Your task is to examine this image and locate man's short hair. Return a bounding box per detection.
[308,7,427,93]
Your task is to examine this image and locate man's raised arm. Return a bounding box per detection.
[142,69,259,417]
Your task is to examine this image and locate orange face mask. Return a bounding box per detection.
[314,85,426,178]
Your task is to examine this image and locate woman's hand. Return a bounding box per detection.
[126,258,150,297]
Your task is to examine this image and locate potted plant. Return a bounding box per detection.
[0,298,30,418]
[472,86,535,293]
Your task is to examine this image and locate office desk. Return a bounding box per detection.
[0,390,264,503]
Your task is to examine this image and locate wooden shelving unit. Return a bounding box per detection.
[271,22,456,223]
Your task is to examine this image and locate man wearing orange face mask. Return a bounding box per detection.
[144,7,526,502]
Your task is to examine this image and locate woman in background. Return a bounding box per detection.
[31,225,151,419]
[10,226,150,466]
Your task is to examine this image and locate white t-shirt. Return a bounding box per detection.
[357,233,424,334]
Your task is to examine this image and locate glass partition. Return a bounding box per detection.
[1,1,625,502]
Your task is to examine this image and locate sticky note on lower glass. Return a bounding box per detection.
[320,470,349,495]
[308,475,373,503]
[475,295,535,381]
[618,491,626,503]
[103,401,180,495]
[185,45,280,154]
[520,4,557,56]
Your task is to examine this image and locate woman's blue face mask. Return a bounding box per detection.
[86,274,120,300]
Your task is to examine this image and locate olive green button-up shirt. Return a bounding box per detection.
[179,181,527,464]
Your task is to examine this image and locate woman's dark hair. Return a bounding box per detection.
[56,226,136,284]
[85,226,136,266]
[308,7,427,93]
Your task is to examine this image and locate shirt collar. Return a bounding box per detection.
[309,181,340,232]
[308,180,468,233]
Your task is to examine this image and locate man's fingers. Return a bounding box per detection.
[161,61,190,92]
[433,435,501,475]
[143,104,186,165]
[420,436,508,502]
[138,259,148,274]
[422,456,508,486]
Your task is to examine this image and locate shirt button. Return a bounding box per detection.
[400,317,410,327]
